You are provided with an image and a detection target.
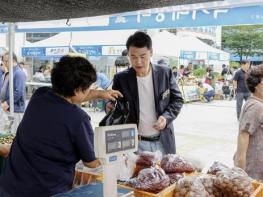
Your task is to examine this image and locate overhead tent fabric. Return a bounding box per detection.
[0,0,222,22]
[152,30,229,59]
[23,30,136,47]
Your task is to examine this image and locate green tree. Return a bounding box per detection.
[222,25,263,62]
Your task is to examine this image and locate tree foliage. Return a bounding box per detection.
[222,25,263,62]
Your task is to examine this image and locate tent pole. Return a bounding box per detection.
[8,23,15,117]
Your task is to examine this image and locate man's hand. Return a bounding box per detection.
[1,102,9,112]
[153,116,167,131]
[101,90,123,101]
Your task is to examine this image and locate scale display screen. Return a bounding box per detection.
[106,128,135,154]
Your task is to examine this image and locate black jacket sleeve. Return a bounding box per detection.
[161,69,184,125]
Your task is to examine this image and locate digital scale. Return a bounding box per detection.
[94,124,138,197]
[53,124,138,197]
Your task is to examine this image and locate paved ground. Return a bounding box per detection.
[84,99,238,170]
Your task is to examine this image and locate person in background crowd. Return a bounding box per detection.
[198,81,215,102]
[221,64,232,76]
[183,62,192,77]
[157,59,168,67]
[0,55,122,197]
[115,56,130,73]
[96,72,110,90]
[233,60,251,119]
[172,66,179,80]
[234,64,263,182]
[0,52,26,132]
[121,49,128,56]
[93,71,111,111]
[33,66,46,82]
[221,64,233,82]
[43,64,52,82]
[179,65,185,77]
[205,65,215,87]
[19,62,28,79]
[107,31,183,155]
[0,63,6,91]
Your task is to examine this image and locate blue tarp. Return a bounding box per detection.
[15,5,263,33]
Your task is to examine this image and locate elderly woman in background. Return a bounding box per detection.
[234,64,263,181]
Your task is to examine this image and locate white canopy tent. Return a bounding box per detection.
[152,30,230,71]
[23,30,136,47]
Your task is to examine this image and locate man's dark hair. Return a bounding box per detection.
[222,64,226,68]
[51,55,96,97]
[246,64,263,93]
[126,31,152,50]
[3,52,17,63]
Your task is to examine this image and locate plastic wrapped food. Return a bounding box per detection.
[197,174,223,197]
[127,166,170,193]
[72,161,84,187]
[167,173,184,184]
[174,176,209,197]
[133,151,162,177]
[136,151,161,167]
[161,154,195,173]
[214,167,253,197]
[207,161,229,175]
[118,153,138,182]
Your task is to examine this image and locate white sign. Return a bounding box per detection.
[196,52,208,60]
[102,46,126,56]
[46,47,69,56]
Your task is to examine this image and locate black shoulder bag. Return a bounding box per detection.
[99,99,130,126]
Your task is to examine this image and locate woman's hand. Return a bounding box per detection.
[84,89,123,102]
[100,90,123,101]
[84,159,101,168]
[0,144,11,158]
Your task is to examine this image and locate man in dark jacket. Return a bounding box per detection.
[107,31,183,154]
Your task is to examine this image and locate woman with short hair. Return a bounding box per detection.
[234,64,263,181]
[0,55,122,197]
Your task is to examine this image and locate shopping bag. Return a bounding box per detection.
[99,99,129,126]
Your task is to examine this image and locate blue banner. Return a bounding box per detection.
[108,5,263,29]
[22,47,46,57]
[180,51,196,60]
[0,25,8,33]
[208,52,220,60]
[74,46,102,56]
[230,54,263,61]
[16,5,263,33]
[22,46,103,57]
